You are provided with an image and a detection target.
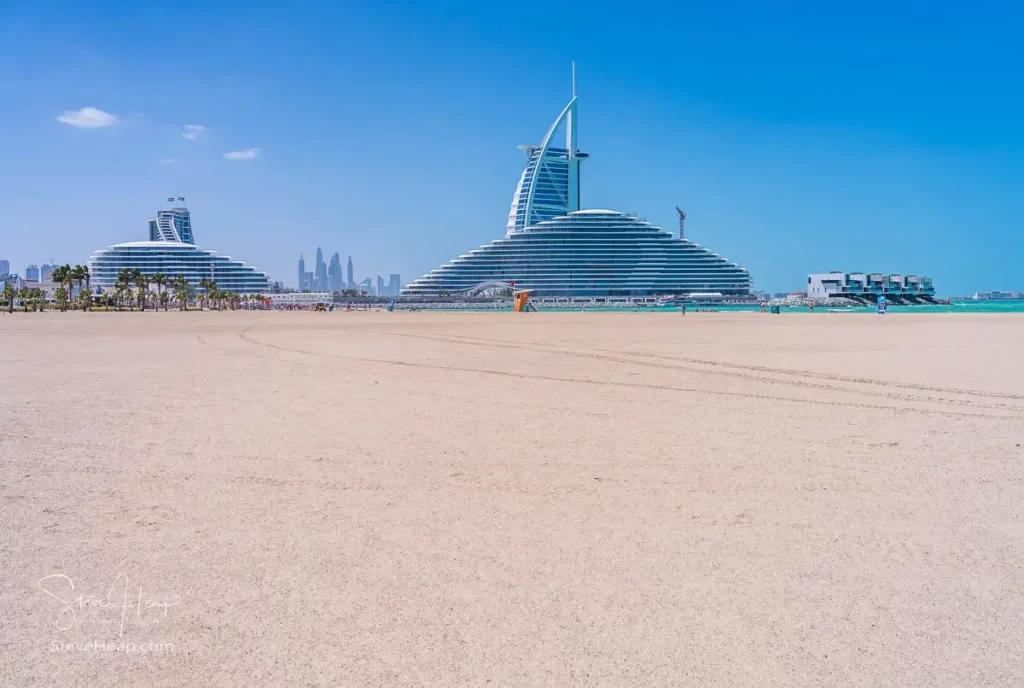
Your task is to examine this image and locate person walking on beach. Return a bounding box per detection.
[681,303,687,317]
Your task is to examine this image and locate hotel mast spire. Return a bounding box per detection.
[567,62,580,213]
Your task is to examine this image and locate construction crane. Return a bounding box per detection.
[675,207,686,239]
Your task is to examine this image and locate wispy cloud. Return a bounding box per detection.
[57,107,118,129]
[223,148,261,160]
[182,124,206,141]
[160,157,181,164]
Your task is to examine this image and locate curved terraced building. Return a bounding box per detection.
[403,209,750,297]
[404,68,751,298]
[89,203,271,294]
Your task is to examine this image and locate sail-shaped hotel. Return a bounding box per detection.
[403,69,752,297]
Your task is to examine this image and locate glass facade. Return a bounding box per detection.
[89,242,271,294]
[89,204,271,294]
[403,210,751,297]
[150,209,194,244]
[509,147,572,232]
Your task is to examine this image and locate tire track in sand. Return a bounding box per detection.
[334,327,1024,414]
[236,325,1022,420]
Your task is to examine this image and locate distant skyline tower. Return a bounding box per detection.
[346,256,354,289]
[41,264,54,282]
[298,254,306,291]
[388,273,401,297]
[358,277,372,294]
[0,259,9,277]
[329,252,343,292]
[25,264,39,281]
[377,275,385,297]
[314,247,327,292]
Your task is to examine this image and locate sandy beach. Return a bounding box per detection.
[2,310,1022,686]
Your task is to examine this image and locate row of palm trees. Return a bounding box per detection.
[1,267,264,312]
[0,264,93,313]
[50,264,93,311]
[112,269,257,311]
[3,283,46,313]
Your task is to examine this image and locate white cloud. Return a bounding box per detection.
[223,148,261,160]
[56,107,118,129]
[182,124,206,141]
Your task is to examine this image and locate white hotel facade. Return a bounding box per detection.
[89,202,272,295]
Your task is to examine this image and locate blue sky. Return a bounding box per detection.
[1,0,1021,294]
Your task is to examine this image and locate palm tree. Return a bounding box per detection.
[51,265,70,311]
[81,264,91,307]
[116,268,132,311]
[172,275,189,311]
[61,264,75,309]
[28,288,44,312]
[71,265,89,310]
[130,269,147,311]
[54,284,68,311]
[3,281,14,313]
[152,273,167,311]
[198,278,215,310]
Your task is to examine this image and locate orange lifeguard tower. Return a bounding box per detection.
[513,290,533,312]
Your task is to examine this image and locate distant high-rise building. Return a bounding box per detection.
[329,253,343,292]
[377,275,385,297]
[314,247,327,292]
[359,277,372,295]
[346,256,354,289]
[304,272,314,291]
[41,264,54,282]
[298,254,306,291]
[0,259,9,277]
[388,273,401,297]
[25,264,39,281]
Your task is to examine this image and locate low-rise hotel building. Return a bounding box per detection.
[808,272,935,299]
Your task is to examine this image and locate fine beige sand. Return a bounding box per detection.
[2,311,1022,686]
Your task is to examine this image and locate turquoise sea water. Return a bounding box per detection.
[648,301,1023,314]
[539,301,1024,314]
[397,301,1024,313]
[676,301,1024,314]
